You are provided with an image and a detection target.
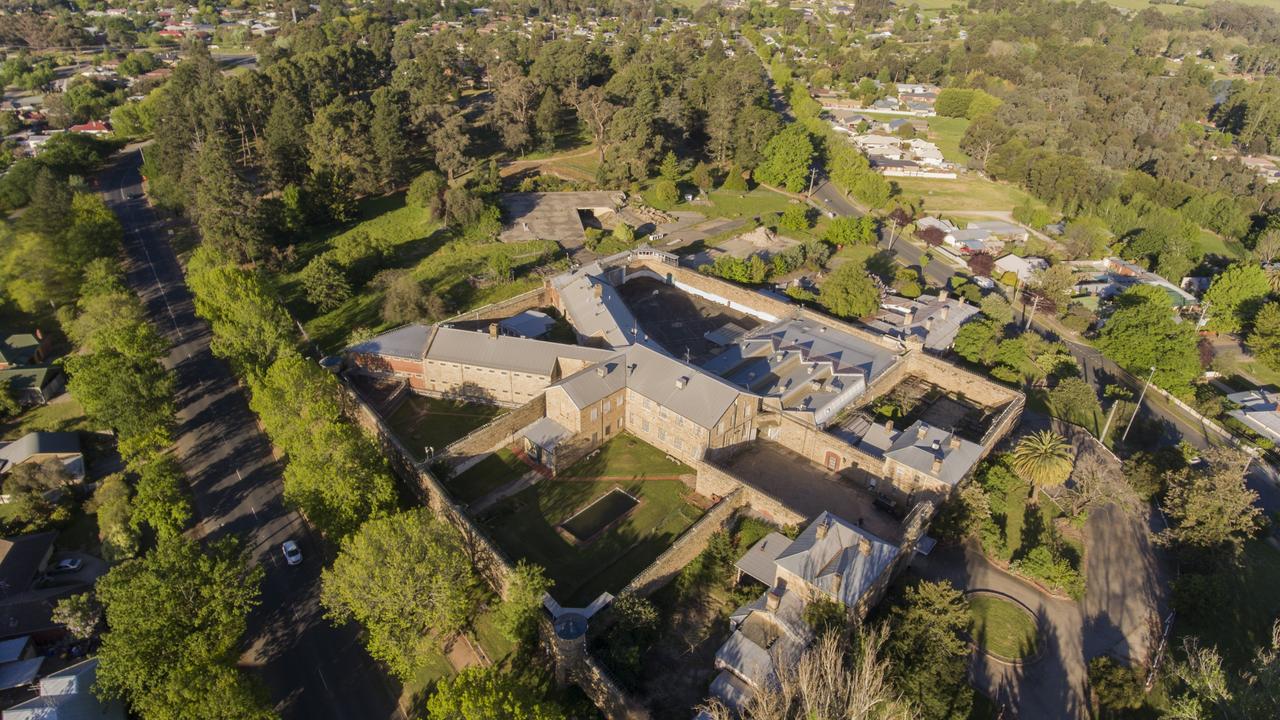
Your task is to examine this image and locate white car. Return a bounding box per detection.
[281,540,303,566]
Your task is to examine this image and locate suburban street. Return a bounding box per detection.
[99,146,401,720]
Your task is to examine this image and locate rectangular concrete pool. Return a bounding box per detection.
[560,488,639,543]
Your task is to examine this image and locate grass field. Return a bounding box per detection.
[890,176,1038,213]
[448,449,528,505]
[659,187,800,221]
[969,595,1039,660]
[1194,229,1247,261]
[0,398,91,441]
[478,434,702,605]
[385,396,506,461]
[277,194,562,352]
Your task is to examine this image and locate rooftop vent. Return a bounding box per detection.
[675,376,688,389]
[931,439,941,451]
[596,365,606,378]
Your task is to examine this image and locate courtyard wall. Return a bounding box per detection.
[442,394,547,462]
[620,489,747,598]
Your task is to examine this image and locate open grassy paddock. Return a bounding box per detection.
[0,397,91,441]
[276,194,561,352]
[477,434,703,606]
[891,176,1040,213]
[385,395,506,461]
[968,594,1039,660]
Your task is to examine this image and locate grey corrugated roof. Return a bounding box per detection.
[0,637,28,664]
[519,417,572,452]
[345,324,432,360]
[709,670,754,714]
[775,511,898,608]
[424,327,613,377]
[550,344,746,429]
[0,432,81,474]
[5,657,125,720]
[0,656,41,690]
[498,310,555,338]
[0,532,57,599]
[622,344,744,428]
[0,334,39,366]
[734,532,790,586]
[884,421,983,487]
[553,263,648,350]
[875,295,981,351]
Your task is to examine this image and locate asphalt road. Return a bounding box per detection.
[100,147,401,720]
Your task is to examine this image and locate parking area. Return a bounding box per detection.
[618,276,760,364]
[717,440,904,544]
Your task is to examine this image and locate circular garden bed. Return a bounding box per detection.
[966,592,1040,663]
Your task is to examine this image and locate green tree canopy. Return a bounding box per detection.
[1203,263,1271,335]
[495,561,553,644]
[820,263,881,320]
[754,125,814,193]
[1248,301,1280,372]
[321,509,481,679]
[1097,285,1201,396]
[95,536,273,720]
[426,666,565,720]
[886,580,974,720]
[249,350,397,538]
[1161,448,1262,560]
[1008,430,1074,496]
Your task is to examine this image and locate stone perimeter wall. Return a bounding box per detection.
[340,380,516,595]
[620,488,747,598]
[444,286,551,324]
[441,394,548,464]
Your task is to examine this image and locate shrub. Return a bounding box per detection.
[653,179,679,207]
[722,164,748,191]
[1088,656,1147,713]
[778,204,812,231]
[1012,545,1085,599]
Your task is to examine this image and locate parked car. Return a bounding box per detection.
[49,558,82,574]
[281,540,302,566]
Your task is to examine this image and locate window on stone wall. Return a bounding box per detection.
[642,418,650,432]
[604,399,611,412]
[591,408,598,420]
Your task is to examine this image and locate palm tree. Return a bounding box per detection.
[1008,430,1074,500]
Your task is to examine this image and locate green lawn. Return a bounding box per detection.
[277,193,561,352]
[472,609,518,664]
[890,176,1040,213]
[1194,229,1247,261]
[399,634,456,715]
[980,463,1085,573]
[1175,540,1280,669]
[0,398,92,440]
[478,435,704,605]
[448,449,528,505]
[558,435,693,479]
[969,595,1039,660]
[660,187,800,221]
[385,396,506,461]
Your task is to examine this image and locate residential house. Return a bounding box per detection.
[67,121,111,136]
[994,254,1049,284]
[1226,390,1280,445]
[0,333,51,371]
[0,636,41,692]
[0,433,84,481]
[2,657,125,720]
[712,512,899,712]
[0,367,64,407]
[0,533,57,602]
[967,220,1028,243]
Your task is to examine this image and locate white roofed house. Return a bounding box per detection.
[1226,390,1280,445]
[711,512,900,713]
[995,254,1049,284]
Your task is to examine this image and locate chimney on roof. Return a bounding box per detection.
[916,423,928,440]
[949,433,961,449]
[831,572,843,599]
[765,587,782,612]
[593,283,603,300]
[816,516,831,540]
[931,439,941,451]
[932,454,944,474]
[906,307,917,324]
[884,418,893,433]
[939,290,949,301]
[675,376,688,389]
[940,305,950,321]
[596,365,606,378]
[924,317,934,331]
[488,323,499,339]
[856,535,871,556]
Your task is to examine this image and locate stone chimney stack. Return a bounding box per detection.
[816,516,831,540]
[916,423,929,440]
[906,307,917,324]
[593,283,603,300]
[831,573,843,599]
[883,418,894,433]
[939,290,949,301]
[924,316,934,331]
[857,535,872,556]
[949,433,961,449]
[932,454,944,474]
[940,305,950,321]
[488,323,499,339]
[596,365,606,378]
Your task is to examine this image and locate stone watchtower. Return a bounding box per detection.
[551,612,588,686]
